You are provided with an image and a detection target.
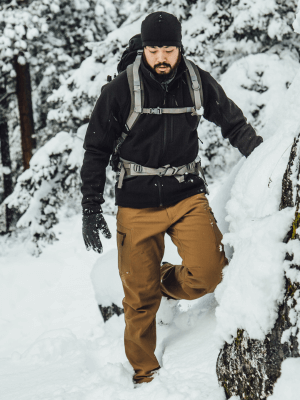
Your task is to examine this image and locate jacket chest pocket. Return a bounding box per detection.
[116,223,132,276]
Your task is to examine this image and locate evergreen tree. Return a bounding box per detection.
[0,0,120,214]
[2,0,300,249]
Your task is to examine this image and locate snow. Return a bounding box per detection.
[214,64,300,342]
[50,3,60,13]
[26,27,39,40]
[268,358,300,399]
[220,53,300,135]
[91,249,123,308]
[1,166,11,175]
[293,0,300,34]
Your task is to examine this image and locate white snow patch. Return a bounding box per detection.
[293,1,300,33]
[268,358,300,399]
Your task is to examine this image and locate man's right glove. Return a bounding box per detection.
[82,213,112,253]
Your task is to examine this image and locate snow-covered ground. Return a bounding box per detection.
[0,212,225,400]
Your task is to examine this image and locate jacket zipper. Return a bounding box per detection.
[162,89,167,157]
[170,95,176,142]
[163,114,167,156]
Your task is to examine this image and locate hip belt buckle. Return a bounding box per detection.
[150,107,162,115]
[161,165,179,177]
[133,164,143,173]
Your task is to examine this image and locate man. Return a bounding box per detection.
[81,12,263,384]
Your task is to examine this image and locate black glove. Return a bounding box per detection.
[82,213,112,253]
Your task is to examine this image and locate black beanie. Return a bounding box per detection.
[141,11,182,47]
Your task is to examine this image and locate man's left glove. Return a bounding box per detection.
[82,213,112,253]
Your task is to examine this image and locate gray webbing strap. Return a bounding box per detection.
[142,107,195,115]
[114,131,128,154]
[126,50,143,130]
[133,51,142,113]
[184,57,203,115]
[117,164,126,189]
[126,64,135,125]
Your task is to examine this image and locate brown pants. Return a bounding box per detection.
[116,193,227,383]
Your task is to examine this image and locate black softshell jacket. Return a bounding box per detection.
[81,57,263,214]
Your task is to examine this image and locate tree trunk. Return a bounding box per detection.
[14,57,34,170]
[216,134,300,399]
[0,106,13,201]
[0,87,13,232]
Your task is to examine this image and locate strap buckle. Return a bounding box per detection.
[159,165,178,177]
[169,166,179,175]
[149,107,162,115]
[192,81,200,91]
[186,162,194,171]
[133,164,143,173]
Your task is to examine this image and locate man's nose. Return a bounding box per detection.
[156,51,167,63]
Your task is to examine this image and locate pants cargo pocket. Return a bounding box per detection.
[196,194,222,247]
[205,204,223,247]
[117,223,132,276]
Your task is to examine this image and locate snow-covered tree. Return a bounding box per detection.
[3,123,116,253]
[0,0,120,148]
[0,0,121,228]
[2,0,300,248]
[184,0,300,181]
[3,127,85,253]
[31,0,121,145]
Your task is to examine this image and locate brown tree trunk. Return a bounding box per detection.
[0,87,13,232]
[14,57,34,170]
[0,103,13,201]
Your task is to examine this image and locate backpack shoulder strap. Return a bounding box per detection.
[112,51,143,162]
[126,64,135,120]
[184,57,204,116]
[125,50,144,131]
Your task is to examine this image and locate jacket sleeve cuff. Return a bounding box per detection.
[82,206,103,215]
[244,136,263,158]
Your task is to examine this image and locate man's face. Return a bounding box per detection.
[143,46,180,76]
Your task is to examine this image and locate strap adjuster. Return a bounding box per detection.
[159,165,178,177]
[186,162,194,171]
[133,164,143,173]
[149,107,162,115]
[169,166,179,175]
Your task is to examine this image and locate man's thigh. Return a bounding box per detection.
[167,194,225,290]
[116,206,169,297]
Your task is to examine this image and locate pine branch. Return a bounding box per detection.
[0,92,16,104]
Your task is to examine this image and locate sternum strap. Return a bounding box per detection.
[142,107,195,115]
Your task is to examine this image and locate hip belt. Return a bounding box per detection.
[117,157,208,193]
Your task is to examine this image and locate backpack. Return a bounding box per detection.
[110,34,204,172]
[117,34,143,74]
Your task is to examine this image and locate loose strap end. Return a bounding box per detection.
[117,165,126,189]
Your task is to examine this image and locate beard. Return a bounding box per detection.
[143,51,181,81]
